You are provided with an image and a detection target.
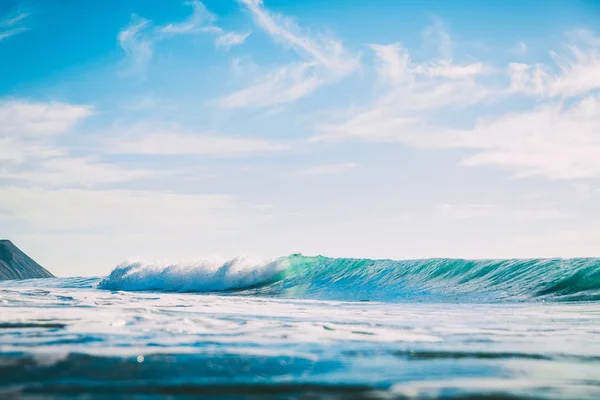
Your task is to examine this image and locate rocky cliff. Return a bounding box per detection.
[0,240,54,280]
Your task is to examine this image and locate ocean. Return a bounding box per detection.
[1,255,599,399]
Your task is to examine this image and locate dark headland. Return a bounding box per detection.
[0,240,54,280]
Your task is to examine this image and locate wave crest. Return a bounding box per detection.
[98,255,600,302]
[98,256,287,292]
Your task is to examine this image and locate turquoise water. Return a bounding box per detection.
[1,255,600,399]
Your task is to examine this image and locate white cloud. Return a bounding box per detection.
[0,100,148,190]
[513,209,570,222]
[118,15,153,75]
[368,43,412,83]
[315,108,420,142]
[508,32,600,98]
[0,100,93,169]
[369,42,485,82]
[315,26,600,181]
[0,27,28,41]
[313,41,492,136]
[511,41,527,56]
[0,138,63,164]
[0,9,30,42]
[572,183,599,201]
[422,16,453,59]
[299,162,356,176]
[215,31,251,49]
[320,95,600,180]
[0,187,235,233]
[0,157,151,188]
[439,204,497,220]
[220,0,360,109]
[421,61,484,79]
[0,100,93,137]
[239,0,359,76]
[0,11,29,27]
[313,78,490,141]
[454,96,600,180]
[219,62,322,108]
[111,131,288,156]
[515,227,600,258]
[439,204,570,222]
[119,1,250,74]
[158,0,217,35]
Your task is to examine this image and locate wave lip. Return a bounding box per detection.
[98,256,287,292]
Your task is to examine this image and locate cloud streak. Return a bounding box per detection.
[215,31,252,49]
[0,187,235,233]
[508,33,600,98]
[157,0,217,35]
[0,8,30,42]
[118,16,153,75]
[219,0,360,109]
[110,130,289,157]
[299,163,357,176]
[0,157,151,188]
[315,25,600,181]
[0,100,93,138]
[102,121,288,157]
[118,1,250,74]
[219,62,322,108]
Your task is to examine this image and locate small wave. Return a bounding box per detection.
[0,276,100,289]
[98,256,287,292]
[98,254,600,303]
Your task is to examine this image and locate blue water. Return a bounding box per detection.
[1,255,600,399]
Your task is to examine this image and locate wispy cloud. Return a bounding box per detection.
[215,31,252,49]
[439,204,497,220]
[312,39,492,136]
[0,157,151,188]
[511,41,527,56]
[118,15,153,76]
[157,0,217,35]
[439,204,570,221]
[299,163,357,176]
[239,0,359,75]
[0,27,28,41]
[455,96,600,180]
[368,42,485,82]
[119,1,249,75]
[0,100,93,137]
[314,24,600,181]
[0,8,30,42]
[107,124,288,156]
[0,100,148,190]
[422,16,453,59]
[0,137,63,164]
[218,0,360,109]
[0,11,29,27]
[508,32,600,98]
[219,62,322,108]
[0,187,236,233]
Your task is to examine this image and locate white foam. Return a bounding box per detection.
[98,256,287,292]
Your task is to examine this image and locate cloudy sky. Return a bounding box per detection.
[1,0,600,276]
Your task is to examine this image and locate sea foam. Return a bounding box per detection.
[98,256,287,292]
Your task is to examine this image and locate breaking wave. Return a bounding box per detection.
[98,256,284,292]
[98,255,600,302]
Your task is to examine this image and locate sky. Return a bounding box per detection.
[1,0,600,277]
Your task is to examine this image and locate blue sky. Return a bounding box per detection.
[1,0,600,276]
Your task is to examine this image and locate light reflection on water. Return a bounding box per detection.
[0,280,599,399]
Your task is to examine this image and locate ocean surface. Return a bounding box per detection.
[1,255,600,399]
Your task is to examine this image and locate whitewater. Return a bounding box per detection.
[1,255,600,399]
